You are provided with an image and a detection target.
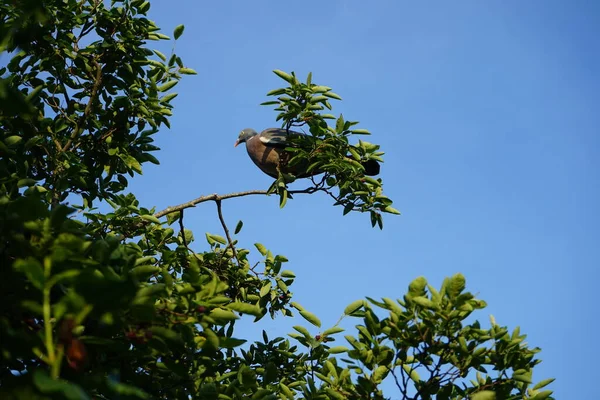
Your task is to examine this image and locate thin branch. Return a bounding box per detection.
[399,356,411,400]
[154,190,269,219]
[178,210,188,249]
[176,210,203,268]
[154,183,340,220]
[215,199,238,265]
[390,368,408,400]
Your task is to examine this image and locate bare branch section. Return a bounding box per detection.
[154,190,269,219]
[153,185,331,219]
[215,199,238,265]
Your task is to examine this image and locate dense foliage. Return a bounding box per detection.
[0,1,554,399]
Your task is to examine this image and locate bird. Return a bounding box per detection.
[234,128,380,178]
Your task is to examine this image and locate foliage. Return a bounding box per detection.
[0,0,554,399]
[261,70,398,227]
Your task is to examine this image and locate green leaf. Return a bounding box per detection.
[209,308,239,323]
[513,374,532,384]
[139,1,151,13]
[266,88,287,96]
[179,67,197,75]
[327,346,349,354]
[312,85,331,93]
[160,92,178,103]
[280,270,295,278]
[141,214,161,224]
[33,370,90,400]
[157,80,178,92]
[219,337,247,348]
[142,153,160,165]
[447,273,466,299]
[384,206,401,215]
[325,388,345,400]
[121,155,143,174]
[25,85,44,101]
[293,325,311,338]
[234,220,243,234]
[471,391,496,400]
[279,382,294,399]
[4,135,22,146]
[531,390,553,400]
[279,187,288,208]
[408,276,427,298]
[150,326,181,343]
[351,129,371,135]
[533,378,555,390]
[107,380,149,399]
[401,364,420,383]
[130,265,160,279]
[299,310,321,327]
[47,270,81,287]
[208,234,227,245]
[17,178,37,188]
[273,69,294,84]
[412,296,435,309]
[276,279,288,293]
[173,24,185,39]
[255,243,268,256]
[344,300,364,315]
[153,50,167,61]
[324,91,342,100]
[166,212,180,225]
[227,302,262,316]
[382,297,404,315]
[372,365,389,383]
[260,281,272,297]
[323,326,344,335]
[14,258,44,290]
[203,328,220,349]
[336,114,345,134]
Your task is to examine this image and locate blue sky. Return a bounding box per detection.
[129,1,598,397]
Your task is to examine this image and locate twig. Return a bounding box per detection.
[176,210,203,268]
[390,367,407,399]
[398,357,411,400]
[178,210,188,249]
[154,190,269,219]
[215,199,238,265]
[154,185,337,219]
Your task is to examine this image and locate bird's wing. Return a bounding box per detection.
[259,128,305,148]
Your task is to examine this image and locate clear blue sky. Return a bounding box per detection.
[130,1,598,398]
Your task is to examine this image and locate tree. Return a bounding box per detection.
[0,1,554,399]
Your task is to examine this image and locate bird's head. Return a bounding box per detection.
[234,128,258,147]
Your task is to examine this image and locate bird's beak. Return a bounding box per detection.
[234,140,240,147]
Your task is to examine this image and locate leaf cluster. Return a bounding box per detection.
[0,1,554,399]
[262,70,399,229]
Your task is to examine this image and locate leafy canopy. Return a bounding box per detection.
[0,1,554,399]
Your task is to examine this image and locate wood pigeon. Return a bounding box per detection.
[234,128,380,178]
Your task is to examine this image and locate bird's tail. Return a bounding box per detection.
[362,159,380,176]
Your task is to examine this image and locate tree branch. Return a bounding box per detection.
[154,190,269,219]
[178,210,188,249]
[215,199,238,265]
[154,184,340,219]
